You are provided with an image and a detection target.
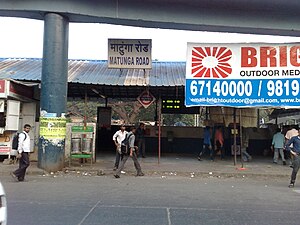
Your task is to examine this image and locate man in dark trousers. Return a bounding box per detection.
[114,126,144,178]
[198,126,213,161]
[285,128,300,188]
[11,124,31,182]
[136,122,146,158]
[112,124,127,171]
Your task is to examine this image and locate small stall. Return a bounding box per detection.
[0,79,36,160]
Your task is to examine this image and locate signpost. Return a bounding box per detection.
[137,91,156,108]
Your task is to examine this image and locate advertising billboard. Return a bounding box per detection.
[185,43,300,107]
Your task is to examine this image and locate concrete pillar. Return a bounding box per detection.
[38,13,69,172]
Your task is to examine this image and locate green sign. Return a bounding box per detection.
[71,126,94,133]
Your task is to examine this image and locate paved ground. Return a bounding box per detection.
[1,153,299,225]
[0,153,293,179]
[2,171,300,225]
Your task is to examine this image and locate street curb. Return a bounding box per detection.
[0,167,289,179]
[1,160,291,179]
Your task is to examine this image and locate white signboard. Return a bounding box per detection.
[5,100,20,130]
[185,42,300,108]
[108,39,152,69]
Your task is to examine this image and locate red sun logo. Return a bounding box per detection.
[191,47,232,78]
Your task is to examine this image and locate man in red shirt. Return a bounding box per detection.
[214,126,225,160]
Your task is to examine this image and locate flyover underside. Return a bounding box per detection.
[1,0,300,36]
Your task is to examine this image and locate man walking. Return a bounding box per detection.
[272,128,286,165]
[198,126,213,161]
[136,123,146,158]
[11,124,31,182]
[112,124,127,171]
[285,125,298,166]
[241,127,252,162]
[285,128,300,188]
[114,126,144,178]
[214,126,225,160]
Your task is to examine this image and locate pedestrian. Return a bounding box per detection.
[112,124,128,171]
[271,128,286,165]
[241,127,252,162]
[214,126,225,160]
[285,128,300,188]
[136,122,146,158]
[285,125,299,166]
[11,124,31,182]
[114,126,144,178]
[198,126,213,161]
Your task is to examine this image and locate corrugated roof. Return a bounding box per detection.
[0,58,186,87]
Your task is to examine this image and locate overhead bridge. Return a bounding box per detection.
[0,0,300,36]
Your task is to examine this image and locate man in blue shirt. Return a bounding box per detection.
[285,128,300,188]
[198,126,213,161]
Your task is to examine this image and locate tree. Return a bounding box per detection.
[67,99,197,126]
[67,100,100,122]
[110,100,143,124]
[163,114,195,126]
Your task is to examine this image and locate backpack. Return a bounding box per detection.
[120,133,133,155]
[12,132,27,150]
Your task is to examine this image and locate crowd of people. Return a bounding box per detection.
[195,124,300,188]
[107,122,300,188]
[197,125,252,162]
[111,123,300,187]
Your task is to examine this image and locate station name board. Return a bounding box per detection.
[108,39,152,69]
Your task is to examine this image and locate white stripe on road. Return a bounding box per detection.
[167,208,172,225]
[78,200,101,225]
[93,204,300,213]
[293,189,300,194]
[76,202,300,225]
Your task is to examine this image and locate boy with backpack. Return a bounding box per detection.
[114,126,144,178]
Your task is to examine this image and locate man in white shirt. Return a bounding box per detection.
[114,126,144,178]
[11,124,31,182]
[285,125,299,166]
[285,126,299,142]
[112,124,127,171]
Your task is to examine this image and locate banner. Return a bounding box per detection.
[0,80,7,98]
[185,43,300,107]
[40,117,66,139]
